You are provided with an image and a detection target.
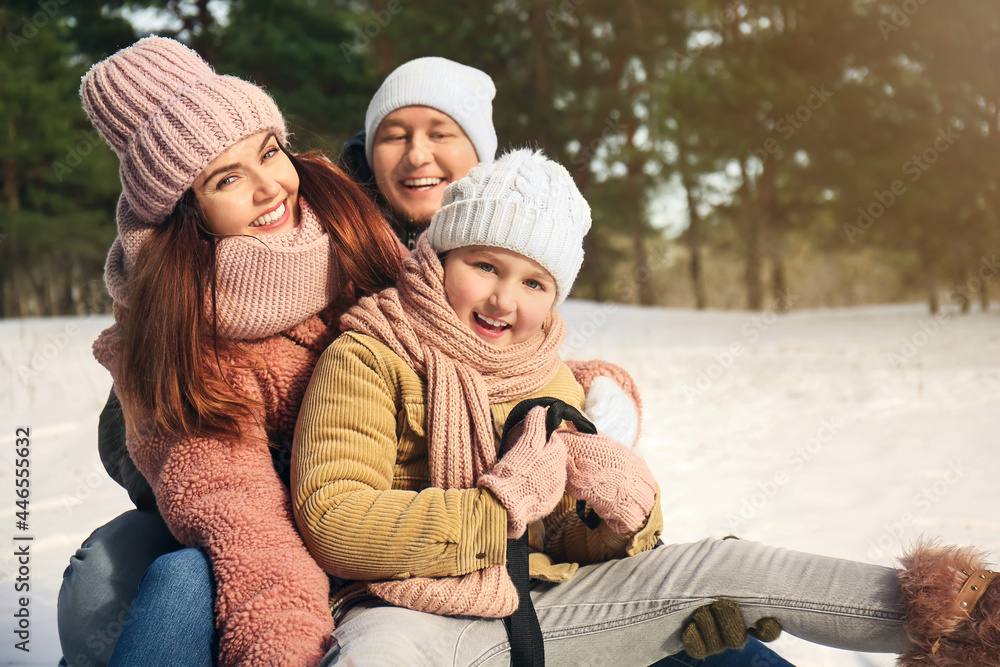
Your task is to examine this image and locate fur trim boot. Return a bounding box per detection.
[897,541,1000,666]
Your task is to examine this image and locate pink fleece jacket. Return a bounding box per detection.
[93,312,338,666]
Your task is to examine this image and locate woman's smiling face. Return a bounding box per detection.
[193,131,300,237]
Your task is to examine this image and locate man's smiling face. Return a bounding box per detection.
[371,106,480,226]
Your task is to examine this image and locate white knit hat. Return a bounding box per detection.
[427,148,591,304]
[364,56,497,167]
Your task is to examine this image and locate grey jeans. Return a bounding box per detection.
[322,537,912,667]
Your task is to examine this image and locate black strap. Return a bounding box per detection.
[501,533,543,667]
[498,399,559,667]
[497,399,603,666]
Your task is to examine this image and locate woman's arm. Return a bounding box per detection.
[129,401,333,666]
[292,334,508,581]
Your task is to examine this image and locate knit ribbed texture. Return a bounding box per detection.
[81,36,287,224]
[427,148,591,304]
[478,406,569,539]
[364,56,497,166]
[105,197,337,340]
[341,235,566,617]
[560,427,657,535]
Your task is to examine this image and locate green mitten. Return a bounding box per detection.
[681,599,782,659]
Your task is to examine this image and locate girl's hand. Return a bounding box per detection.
[478,406,568,538]
[560,428,656,534]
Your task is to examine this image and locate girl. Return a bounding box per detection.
[76,36,403,664]
[293,148,1000,666]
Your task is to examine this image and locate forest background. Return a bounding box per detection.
[2,0,999,317]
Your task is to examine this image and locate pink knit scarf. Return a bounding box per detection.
[341,234,565,617]
[104,197,337,340]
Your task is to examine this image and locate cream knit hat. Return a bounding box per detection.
[427,148,591,304]
[364,56,497,167]
[81,36,287,225]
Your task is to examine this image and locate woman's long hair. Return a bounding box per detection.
[288,149,403,299]
[115,149,403,444]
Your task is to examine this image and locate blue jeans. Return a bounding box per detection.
[57,511,216,667]
[321,538,909,665]
[109,547,216,665]
[63,538,793,667]
[58,511,182,666]
[651,639,793,666]
[62,519,799,666]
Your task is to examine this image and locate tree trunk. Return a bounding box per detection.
[739,158,762,310]
[372,0,393,77]
[582,233,604,302]
[2,116,20,316]
[758,158,787,312]
[624,162,655,306]
[679,142,706,309]
[769,235,788,312]
[632,226,654,306]
[958,278,971,314]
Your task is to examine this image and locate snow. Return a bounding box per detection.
[1,302,998,666]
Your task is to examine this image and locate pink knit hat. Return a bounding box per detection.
[84,37,338,341]
[81,36,287,224]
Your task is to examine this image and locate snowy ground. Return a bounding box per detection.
[0,301,998,666]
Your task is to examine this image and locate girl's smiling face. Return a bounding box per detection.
[193,131,299,236]
[443,246,557,348]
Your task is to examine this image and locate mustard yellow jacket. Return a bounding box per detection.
[292,332,663,588]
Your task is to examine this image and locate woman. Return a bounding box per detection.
[71,36,402,665]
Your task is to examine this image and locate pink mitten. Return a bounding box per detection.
[478,406,568,538]
[560,428,656,534]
